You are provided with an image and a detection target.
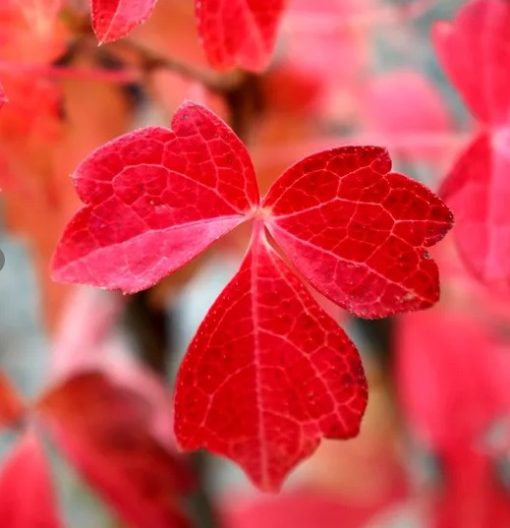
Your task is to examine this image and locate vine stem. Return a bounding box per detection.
[110,38,246,94]
[0,61,139,84]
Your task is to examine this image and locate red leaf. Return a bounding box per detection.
[440,133,510,286]
[222,491,398,528]
[397,309,510,449]
[0,431,62,528]
[433,0,510,125]
[51,102,259,293]
[174,228,367,491]
[52,103,452,491]
[362,70,452,160]
[197,0,287,71]
[397,310,510,528]
[38,372,193,528]
[262,147,453,318]
[91,0,158,43]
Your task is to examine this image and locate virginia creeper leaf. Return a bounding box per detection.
[262,147,453,318]
[91,0,158,43]
[39,372,193,528]
[52,102,259,293]
[440,133,510,287]
[0,431,62,528]
[52,102,452,491]
[174,229,368,491]
[433,0,510,125]
[197,0,287,72]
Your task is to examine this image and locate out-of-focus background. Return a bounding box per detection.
[3,0,510,527]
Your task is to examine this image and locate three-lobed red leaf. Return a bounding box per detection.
[174,228,367,490]
[52,102,452,490]
[196,0,287,71]
[0,431,63,528]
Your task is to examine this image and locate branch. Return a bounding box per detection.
[0,61,139,84]
[111,39,246,94]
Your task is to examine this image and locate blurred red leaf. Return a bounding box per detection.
[397,309,510,449]
[362,70,452,160]
[433,448,510,528]
[222,491,397,528]
[197,0,286,71]
[440,133,510,287]
[52,102,259,293]
[282,0,372,113]
[0,431,62,528]
[263,147,453,318]
[434,0,510,125]
[174,228,367,491]
[52,288,124,378]
[261,65,322,116]
[91,0,158,43]
[38,372,193,528]
[397,309,510,528]
[53,102,452,490]
[435,0,510,289]
[0,372,25,429]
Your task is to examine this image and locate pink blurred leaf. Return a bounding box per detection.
[38,372,193,528]
[398,308,510,527]
[52,288,123,379]
[222,491,399,528]
[362,70,452,159]
[433,0,510,125]
[397,309,510,448]
[440,133,510,287]
[0,431,62,528]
